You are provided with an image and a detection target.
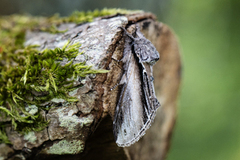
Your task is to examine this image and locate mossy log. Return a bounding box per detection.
[0,12,181,160]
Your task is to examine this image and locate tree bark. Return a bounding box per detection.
[0,12,181,160]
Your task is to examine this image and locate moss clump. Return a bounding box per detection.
[0,8,134,144]
[62,8,138,24]
[0,126,11,144]
[39,8,138,33]
[0,8,137,36]
[0,42,108,141]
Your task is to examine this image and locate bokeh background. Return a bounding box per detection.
[1,0,240,159]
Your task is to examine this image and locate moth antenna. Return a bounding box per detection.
[118,26,135,40]
[110,83,119,91]
[110,74,126,91]
[111,57,121,63]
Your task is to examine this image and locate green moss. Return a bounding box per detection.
[46,8,140,33]
[0,8,135,144]
[0,126,11,144]
[0,41,108,143]
[62,8,139,24]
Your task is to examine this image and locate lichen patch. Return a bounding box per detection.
[23,131,37,143]
[47,139,84,154]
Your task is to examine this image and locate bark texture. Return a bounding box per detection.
[0,12,181,160]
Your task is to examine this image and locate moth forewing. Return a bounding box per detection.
[113,26,160,147]
[114,44,145,147]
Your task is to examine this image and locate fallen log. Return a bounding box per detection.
[0,11,181,160]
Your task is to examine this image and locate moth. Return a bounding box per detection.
[113,26,160,147]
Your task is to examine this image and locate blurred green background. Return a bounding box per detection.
[166,0,240,160]
[1,0,240,159]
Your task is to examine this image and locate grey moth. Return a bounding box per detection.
[113,26,160,147]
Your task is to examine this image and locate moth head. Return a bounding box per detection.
[148,49,160,65]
